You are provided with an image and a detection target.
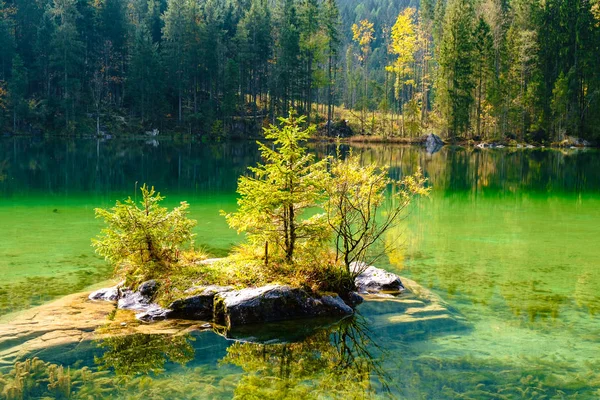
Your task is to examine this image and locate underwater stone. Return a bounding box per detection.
[350,262,405,294]
[214,285,353,329]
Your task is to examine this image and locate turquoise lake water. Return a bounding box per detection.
[0,137,599,399]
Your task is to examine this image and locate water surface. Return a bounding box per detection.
[0,137,599,398]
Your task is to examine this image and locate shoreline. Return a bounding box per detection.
[314,134,598,149]
[3,131,596,149]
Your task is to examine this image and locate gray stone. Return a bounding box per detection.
[88,281,124,302]
[118,290,153,311]
[168,286,233,320]
[138,280,159,297]
[343,291,364,307]
[425,133,444,154]
[136,305,171,322]
[214,285,353,329]
[88,286,119,302]
[350,262,405,294]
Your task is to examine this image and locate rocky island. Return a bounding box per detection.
[89,262,404,326]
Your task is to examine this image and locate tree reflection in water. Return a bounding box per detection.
[221,315,391,399]
[95,333,195,376]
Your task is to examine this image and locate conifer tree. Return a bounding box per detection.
[49,0,84,128]
[8,54,27,131]
[225,111,330,263]
[351,19,374,133]
[436,0,476,139]
[473,16,494,138]
[323,0,340,135]
[129,24,163,124]
[0,0,15,81]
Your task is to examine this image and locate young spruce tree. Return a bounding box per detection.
[225,111,330,263]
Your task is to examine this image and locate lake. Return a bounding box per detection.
[1,137,599,399]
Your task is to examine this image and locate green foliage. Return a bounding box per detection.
[326,151,429,275]
[551,71,569,141]
[1,0,599,139]
[92,185,197,285]
[224,111,330,263]
[436,0,476,139]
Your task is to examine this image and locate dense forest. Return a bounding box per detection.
[0,0,599,141]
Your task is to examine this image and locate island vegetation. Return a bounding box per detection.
[93,112,429,306]
[0,0,598,144]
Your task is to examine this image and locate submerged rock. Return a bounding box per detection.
[0,272,468,365]
[218,315,351,344]
[350,262,405,294]
[214,285,353,329]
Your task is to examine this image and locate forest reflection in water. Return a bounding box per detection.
[0,316,392,399]
[1,138,599,198]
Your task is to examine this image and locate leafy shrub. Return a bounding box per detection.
[325,151,429,276]
[92,185,197,285]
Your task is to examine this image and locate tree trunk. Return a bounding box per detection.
[286,204,295,262]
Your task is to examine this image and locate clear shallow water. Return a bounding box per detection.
[1,137,599,398]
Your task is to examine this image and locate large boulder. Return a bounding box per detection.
[425,133,444,154]
[137,285,234,322]
[214,285,353,329]
[350,262,405,294]
[167,285,233,320]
